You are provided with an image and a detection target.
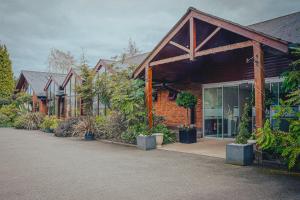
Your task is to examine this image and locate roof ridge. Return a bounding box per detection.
[248,11,300,26]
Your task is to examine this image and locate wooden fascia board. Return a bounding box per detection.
[195,40,254,57]
[150,54,190,66]
[133,11,194,78]
[192,11,288,53]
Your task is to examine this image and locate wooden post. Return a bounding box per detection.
[253,41,265,130]
[189,17,196,60]
[145,65,153,129]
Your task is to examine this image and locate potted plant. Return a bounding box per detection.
[226,102,253,166]
[75,56,96,140]
[134,123,156,150]
[176,91,197,143]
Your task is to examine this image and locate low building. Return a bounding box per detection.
[44,73,67,118]
[134,7,300,139]
[15,70,65,114]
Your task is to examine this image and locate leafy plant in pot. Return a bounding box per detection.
[176,91,197,143]
[132,122,156,150]
[226,102,254,166]
[75,55,96,140]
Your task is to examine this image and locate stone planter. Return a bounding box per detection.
[136,135,156,150]
[226,143,254,166]
[179,128,197,144]
[153,133,164,148]
[84,132,95,141]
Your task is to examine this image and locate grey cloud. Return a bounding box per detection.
[0,0,299,75]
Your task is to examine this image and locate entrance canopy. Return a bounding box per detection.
[134,7,291,130]
[133,7,289,81]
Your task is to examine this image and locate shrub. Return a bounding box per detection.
[0,104,19,127]
[236,102,251,144]
[72,117,95,138]
[54,117,80,137]
[40,116,59,132]
[152,124,176,144]
[122,122,149,144]
[14,112,44,130]
[94,111,128,141]
[176,91,197,127]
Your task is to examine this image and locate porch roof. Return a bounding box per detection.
[133,7,294,80]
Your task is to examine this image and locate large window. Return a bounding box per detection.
[203,79,283,138]
[47,82,56,116]
[65,75,80,118]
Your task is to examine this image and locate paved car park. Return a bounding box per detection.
[0,128,299,200]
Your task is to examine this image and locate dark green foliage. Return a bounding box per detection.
[236,102,251,144]
[176,92,197,109]
[94,111,128,141]
[152,124,176,144]
[257,46,300,170]
[0,44,14,99]
[54,118,80,137]
[176,91,197,127]
[76,57,95,133]
[13,112,44,130]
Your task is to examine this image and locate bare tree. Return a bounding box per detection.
[47,48,76,73]
[111,39,141,63]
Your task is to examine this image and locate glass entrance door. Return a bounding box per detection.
[203,87,223,138]
[223,86,239,138]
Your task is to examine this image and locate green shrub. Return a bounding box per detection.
[40,116,59,132]
[0,104,19,127]
[14,112,44,130]
[95,111,128,141]
[122,122,149,144]
[236,102,251,144]
[152,124,176,144]
[176,91,197,127]
[54,117,80,137]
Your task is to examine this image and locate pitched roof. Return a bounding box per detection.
[95,52,150,72]
[16,70,65,97]
[133,7,292,78]
[61,67,82,88]
[44,73,67,90]
[248,11,300,44]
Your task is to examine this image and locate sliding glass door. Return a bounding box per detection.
[203,82,253,139]
[203,87,223,138]
[223,86,239,138]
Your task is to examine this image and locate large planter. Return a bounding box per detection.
[136,135,156,150]
[153,133,164,148]
[179,128,197,144]
[226,143,254,166]
[84,132,95,141]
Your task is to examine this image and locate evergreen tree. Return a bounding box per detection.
[0,44,14,100]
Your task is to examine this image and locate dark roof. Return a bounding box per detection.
[95,53,150,72]
[16,70,65,97]
[248,12,300,44]
[114,53,150,69]
[45,73,67,90]
[51,73,67,86]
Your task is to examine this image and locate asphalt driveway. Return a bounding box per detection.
[0,128,299,200]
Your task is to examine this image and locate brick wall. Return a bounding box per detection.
[154,83,203,130]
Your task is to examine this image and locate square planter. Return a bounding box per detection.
[136,135,156,150]
[179,128,197,144]
[226,143,254,166]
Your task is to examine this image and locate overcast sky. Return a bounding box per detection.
[1,0,299,75]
